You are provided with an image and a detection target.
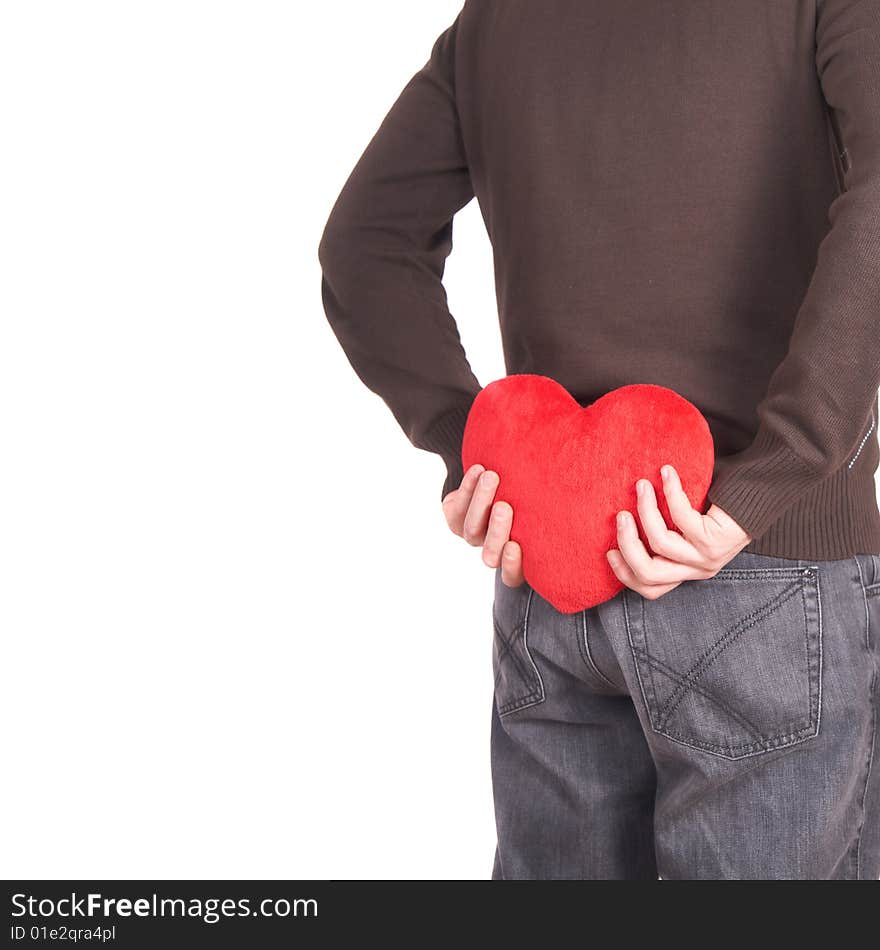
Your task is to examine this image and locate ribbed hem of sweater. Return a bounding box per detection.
[415,393,481,500]
[742,466,880,560]
[708,428,880,559]
[707,429,819,538]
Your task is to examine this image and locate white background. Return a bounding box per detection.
[1,0,501,880]
[3,2,879,882]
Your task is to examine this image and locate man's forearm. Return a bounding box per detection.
[708,0,880,540]
[318,12,482,499]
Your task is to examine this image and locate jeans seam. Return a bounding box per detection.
[493,613,534,698]
[659,721,817,757]
[497,588,545,718]
[656,579,805,730]
[807,566,824,742]
[713,568,814,580]
[493,587,538,711]
[858,689,877,879]
[623,589,657,725]
[632,648,766,742]
[620,586,815,757]
[576,610,621,691]
[626,571,822,759]
[622,593,661,709]
[853,555,877,879]
[641,596,661,714]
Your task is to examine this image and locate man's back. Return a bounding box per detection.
[457,1,834,446]
[319,0,880,560]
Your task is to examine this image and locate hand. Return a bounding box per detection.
[607,464,751,601]
[442,464,525,587]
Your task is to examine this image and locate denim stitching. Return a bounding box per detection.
[494,617,541,715]
[492,612,533,695]
[659,720,817,758]
[853,556,877,879]
[493,613,528,680]
[624,594,811,759]
[622,589,655,721]
[623,588,660,731]
[858,685,877,879]
[634,567,810,728]
[625,569,822,758]
[641,595,661,714]
[632,648,765,742]
[492,582,536,688]
[657,581,801,729]
[577,609,621,691]
[657,570,822,757]
[497,588,545,718]
[656,579,805,730]
[807,566,824,741]
[712,568,812,580]
[636,646,815,747]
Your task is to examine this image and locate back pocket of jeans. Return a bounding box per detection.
[624,566,822,760]
[492,569,544,717]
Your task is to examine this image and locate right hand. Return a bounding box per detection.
[441,464,524,587]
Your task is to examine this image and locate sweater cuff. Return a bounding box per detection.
[416,398,479,501]
[706,429,823,541]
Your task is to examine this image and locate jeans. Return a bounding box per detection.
[490,550,880,879]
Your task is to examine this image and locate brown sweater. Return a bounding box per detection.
[318,0,880,560]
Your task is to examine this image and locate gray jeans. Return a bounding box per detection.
[490,551,880,879]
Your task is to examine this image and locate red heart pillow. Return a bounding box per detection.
[461,375,715,613]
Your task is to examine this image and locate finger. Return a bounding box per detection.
[704,503,751,543]
[616,510,684,583]
[606,549,680,600]
[441,464,485,536]
[635,478,703,564]
[482,500,513,567]
[616,510,715,584]
[660,465,706,540]
[462,469,500,545]
[500,540,525,587]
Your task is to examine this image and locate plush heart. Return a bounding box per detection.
[461,375,715,614]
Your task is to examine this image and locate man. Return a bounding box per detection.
[318,1,880,879]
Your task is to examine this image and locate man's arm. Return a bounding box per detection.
[318,9,481,500]
[707,0,880,539]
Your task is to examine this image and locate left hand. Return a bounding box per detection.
[607,464,751,600]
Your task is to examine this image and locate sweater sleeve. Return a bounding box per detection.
[707,0,880,539]
[318,9,482,501]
